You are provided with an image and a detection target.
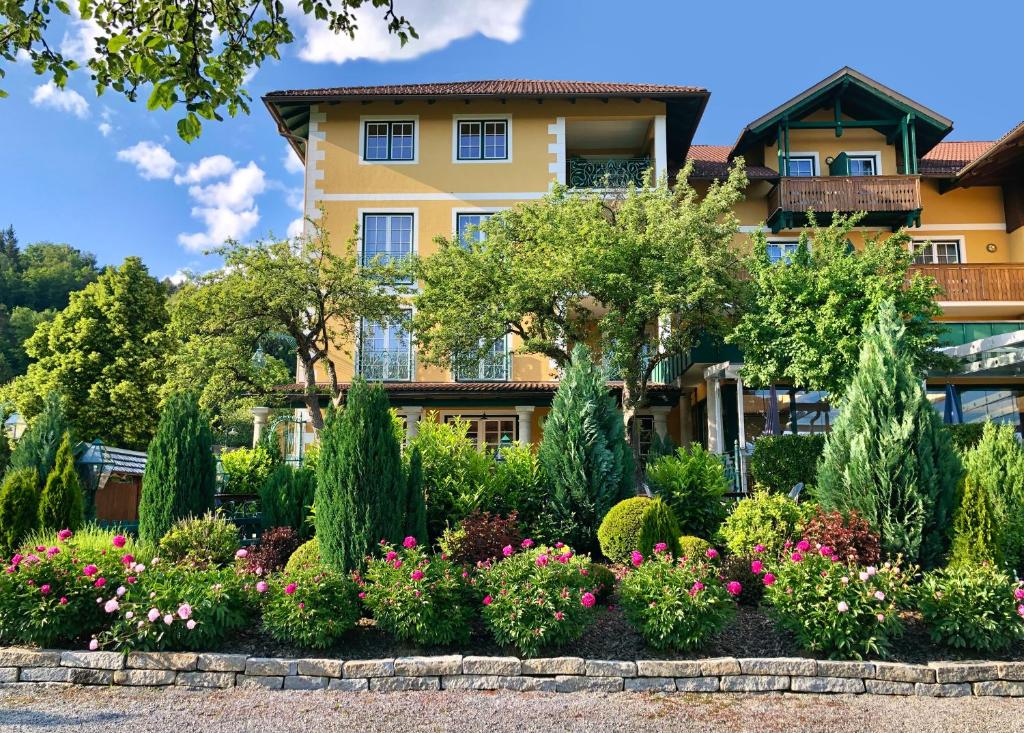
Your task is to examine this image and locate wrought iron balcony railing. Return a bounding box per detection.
[567,158,651,189]
[357,349,413,381]
[456,353,511,382]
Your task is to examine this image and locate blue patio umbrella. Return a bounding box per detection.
[943,383,964,425]
[764,384,782,436]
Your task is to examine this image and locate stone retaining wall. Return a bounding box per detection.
[2,648,1024,697]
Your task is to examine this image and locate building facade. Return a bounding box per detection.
[263,69,1024,462]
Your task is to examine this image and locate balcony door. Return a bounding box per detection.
[359,311,412,381]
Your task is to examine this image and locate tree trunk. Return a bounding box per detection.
[300,356,325,430]
[620,380,647,491]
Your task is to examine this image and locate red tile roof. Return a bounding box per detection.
[919,141,996,176]
[685,145,778,180]
[265,79,706,100]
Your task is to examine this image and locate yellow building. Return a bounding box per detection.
[263,70,1024,466]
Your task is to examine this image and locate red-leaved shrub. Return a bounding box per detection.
[447,511,523,565]
[247,526,301,575]
[800,509,880,565]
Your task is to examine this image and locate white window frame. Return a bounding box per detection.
[455,334,511,382]
[844,150,882,176]
[443,413,519,451]
[451,206,508,247]
[785,151,820,177]
[359,115,420,165]
[451,114,513,164]
[357,307,415,382]
[765,237,802,264]
[910,236,965,265]
[357,208,418,285]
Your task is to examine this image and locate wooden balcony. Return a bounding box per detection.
[767,175,921,231]
[910,264,1024,302]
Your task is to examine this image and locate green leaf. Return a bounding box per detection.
[107,34,130,53]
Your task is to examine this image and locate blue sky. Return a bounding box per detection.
[1,0,1019,280]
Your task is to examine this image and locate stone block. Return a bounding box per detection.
[176,671,235,689]
[815,661,874,679]
[237,674,284,690]
[20,667,71,683]
[624,677,675,693]
[245,658,295,676]
[328,678,369,692]
[127,652,198,672]
[586,660,636,677]
[0,668,17,684]
[865,679,915,696]
[915,682,971,697]
[344,659,395,679]
[296,659,344,678]
[284,675,329,691]
[997,662,1024,681]
[700,658,741,676]
[394,655,462,677]
[674,677,720,692]
[60,651,124,670]
[197,654,248,673]
[873,662,935,684]
[463,656,521,676]
[522,657,585,676]
[555,675,623,693]
[719,675,789,692]
[974,680,1024,697]
[113,669,177,686]
[790,676,865,694]
[739,657,816,677]
[636,660,703,678]
[369,676,440,692]
[929,662,999,684]
[0,649,62,667]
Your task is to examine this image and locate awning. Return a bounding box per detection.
[938,329,1024,377]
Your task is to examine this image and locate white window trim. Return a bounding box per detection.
[357,305,416,382]
[451,114,513,164]
[765,236,808,263]
[910,235,966,264]
[843,150,883,176]
[359,115,420,165]
[442,412,519,450]
[785,151,820,176]
[450,206,509,242]
[357,207,419,289]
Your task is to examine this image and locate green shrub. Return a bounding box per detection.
[619,549,736,650]
[158,513,240,567]
[403,445,428,542]
[946,423,985,452]
[477,544,597,656]
[539,344,634,553]
[597,497,681,564]
[0,468,40,553]
[718,490,808,558]
[37,432,83,533]
[720,554,765,607]
[220,445,276,495]
[586,563,617,602]
[285,538,321,574]
[483,443,548,534]
[750,434,825,494]
[8,392,68,483]
[677,535,712,561]
[138,392,217,544]
[646,444,728,539]
[799,508,881,566]
[917,565,1024,654]
[816,301,961,569]
[259,464,316,540]
[315,379,406,572]
[439,511,523,565]
[261,567,360,649]
[764,546,910,659]
[360,539,472,646]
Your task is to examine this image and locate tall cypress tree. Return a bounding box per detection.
[315,378,404,572]
[137,392,216,543]
[817,300,960,568]
[37,432,84,531]
[404,445,427,543]
[0,468,39,552]
[9,392,68,484]
[539,344,632,553]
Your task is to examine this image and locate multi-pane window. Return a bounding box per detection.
[363,121,415,161]
[445,415,518,452]
[766,240,800,264]
[362,213,413,281]
[787,156,816,177]
[912,240,961,264]
[358,310,412,381]
[848,155,878,176]
[456,212,494,247]
[456,337,509,381]
[457,120,508,160]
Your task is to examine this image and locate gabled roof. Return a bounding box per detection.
[919,141,997,176]
[950,122,1024,186]
[730,67,953,159]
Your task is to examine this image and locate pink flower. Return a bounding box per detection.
[39,584,51,595]
[385,551,397,562]
[112,535,126,548]
[866,566,877,576]
[874,591,886,601]
[689,581,705,597]
[94,577,106,588]
[783,540,793,549]
[482,595,493,606]
[148,608,160,623]
[163,614,174,625]
[877,614,886,623]
[186,620,197,630]
[790,552,803,563]
[841,576,850,584]
[116,586,126,597]
[58,529,73,541]
[10,554,22,566]
[796,539,810,552]
[653,543,668,554]
[89,639,98,651]
[753,544,766,554]
[502,545,514,557]
[521,539,534,549]
[819,546,833,557]
[705,548,718,560]
[858,571,869,582]
[46,546,60,557]
[82,564,98,577]
[726,581,742,597]
[358,591,366,599]
[762,573,776,587]
[126,576,137,585]
[235,549,248,559]
[410,569,425,581]
[256,581,268,594]
[535,554,549,567]
[750,560,763,574]
[1017,604,1024,619]
[403,536,417,549]
[392,559,402,570]
[836,601,849,613]
[1015,588,1024,601]
[59,596,68,605]
[554,611,564,621]
[630,551,644,567]
[581,592,596,608]
[104,599,119,613]
[125,611,133,620]
[284,583,297,595]
[178,603,192,620]
[554,542,565,549]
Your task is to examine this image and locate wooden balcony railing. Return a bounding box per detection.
[910,264,1024,302]
[768,175,922,215]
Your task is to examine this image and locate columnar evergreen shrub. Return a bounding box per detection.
[8,392,68,483]
[0,468,39,552]
[404,445,428,541]
[539,344,634,552]
[259,464,315,539]
[596,496,681,564]
[646,444,728,539]
[37,432,84,532]
[950,423,1024,571]
[749,434,825,494]
[816,300,960,568]
[137,392,216,544]
[315,379,405,572]
[946,423,985,453]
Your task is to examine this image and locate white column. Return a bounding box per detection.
[707,378,724,454]
[735,377,746,451]
[678,394,693,446]
[401,406,424,440]
[515,406,535,445]
[654,114,668,181]
[251,407,270,448]
[649,406,671,439]
[547,117,566,186]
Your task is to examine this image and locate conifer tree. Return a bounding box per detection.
[404,445,427,543]
[137,392,216,543]
[0,468,39,552]
[539,344,633,552]
[817,300,960,568]
[259,463,316,540]
[37,432,83,532]
[9,391,68,484]
[315,378,404,572]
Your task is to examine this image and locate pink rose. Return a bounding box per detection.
[819,546,833,557]
[726,581,742,597]
[1015,588,1024,601]
[581,592,596,608]
[121,554,134,565]
[689,581,705,597]
[385,551,397,562]
[403,536,417,549]
[790,552,803,563]
[163,614,174,625]
[392,558,402,569]
[104,599,119,613]
[836,601,849,613]
[358,591,366,599]
[113,535,127,548]
[178,603,192,620]
[89,639,98,651]
[59,597,68,605]
[762,573,776,587]
[186,619,197,630]
[94,577,107,588]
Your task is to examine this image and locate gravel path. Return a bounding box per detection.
[1,685,1023,733]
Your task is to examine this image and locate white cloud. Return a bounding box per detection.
[177,161,267,251]
[98,121,113,136]
[15,49,31,64]
[287,218,305,238]
[295,0,530,63]
[31,82,89,118]
[166,269,191,285]
[60,5,103,62]
[173,154,236,185]
[116,141,178,180]
[283,143,305,174]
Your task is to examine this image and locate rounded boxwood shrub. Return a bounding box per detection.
[718,490,809,558]
[261,567,360,649]
[158,513,240,567]
[917,564,1024,654]
[597,497,680,564]
[678,535,712,561]
[285,538,321,574]
[586,562,617,602]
